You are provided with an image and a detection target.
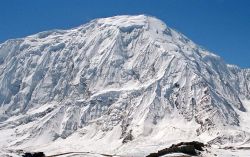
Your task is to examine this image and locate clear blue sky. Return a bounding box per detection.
[0,0,249,68]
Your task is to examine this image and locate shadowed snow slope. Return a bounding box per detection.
[0,15,250,156]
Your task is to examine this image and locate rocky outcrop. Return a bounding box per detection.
[146,141,205,157]
[22,152,45,157]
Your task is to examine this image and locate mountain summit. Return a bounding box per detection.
[0,15,249,156]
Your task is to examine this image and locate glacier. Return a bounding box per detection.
[0,15,250,156]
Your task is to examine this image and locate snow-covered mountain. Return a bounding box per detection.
[0,15,250,156]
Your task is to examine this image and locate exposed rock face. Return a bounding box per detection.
[0,15,249,154]
[22,152,45,157]
[146,141,205,157]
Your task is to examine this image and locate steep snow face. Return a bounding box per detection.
[0,15,249,155]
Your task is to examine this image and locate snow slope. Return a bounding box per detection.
[0,15,249,156]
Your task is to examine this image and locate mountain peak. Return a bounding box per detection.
[97,15,148,25]
[96,15,162,26]
[87,15,168,36]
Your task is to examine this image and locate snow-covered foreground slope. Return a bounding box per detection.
[0,15,250,156]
